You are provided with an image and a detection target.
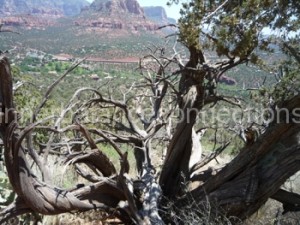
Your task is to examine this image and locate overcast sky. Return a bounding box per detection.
[85,0,181,20]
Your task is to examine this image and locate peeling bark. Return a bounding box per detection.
[160,67,206,198]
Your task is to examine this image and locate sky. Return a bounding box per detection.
[85,0,181,20]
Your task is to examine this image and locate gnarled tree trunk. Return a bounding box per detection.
[0,56,163,224]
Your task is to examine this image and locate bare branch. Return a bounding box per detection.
[282,42,300,64]
[272,189,300,214]
[202,0,230,23]
[32,58,86,123]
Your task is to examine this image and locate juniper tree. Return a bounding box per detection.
[0,0,300,224]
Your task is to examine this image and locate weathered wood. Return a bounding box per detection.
[0,56,131,223]
[181,95,300,219]
[0,56,165,224]
[160,83,204,198]
[0,56,14,137]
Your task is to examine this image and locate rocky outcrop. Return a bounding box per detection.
[0,0,89,17]
[124,0,143,15]
[143,6,176,24]
[0,15,58,28]
[143,6,167,22]
[89,0,143,15]
[0,0,163,33]
[0,0,90,28]
[76,0,159,32]
[74,17,159,31]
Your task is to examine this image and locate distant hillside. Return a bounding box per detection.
[0,0,90,17]
[0,0,161,32]
[61,0,90,16]
[0,0,169,59]
[143,6,176,24]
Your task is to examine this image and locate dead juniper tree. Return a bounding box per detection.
[1,0,300,224]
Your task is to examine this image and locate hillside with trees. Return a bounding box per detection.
[0,0,299,224]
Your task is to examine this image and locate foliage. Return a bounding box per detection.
[0,22,165,58]
[0,171,14,206]
[0,0,300,224]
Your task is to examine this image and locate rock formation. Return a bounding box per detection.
[0,0,90,28]
[0,0,89,17]
[143,6,176,24]
[75,0,159,32]
[89,0,143,15]
[0,15,57,28]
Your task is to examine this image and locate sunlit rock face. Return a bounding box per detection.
[76,0,159,32]
[90,0,143,15]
